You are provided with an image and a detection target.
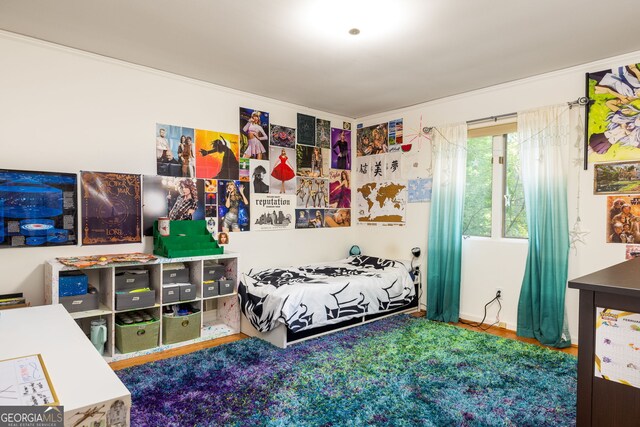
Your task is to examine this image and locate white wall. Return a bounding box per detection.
[0,32,358,306]
[356,50,640,343]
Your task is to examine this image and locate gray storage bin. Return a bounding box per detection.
[202,281,219,298]
[163,268,190,285]
[202,263,225,281]
[115,289,156,311]
[60,292,98,313]
[218,279,234,295]
[162,285,180,304]
[179,283,197,301]
[115,269,150,291]
[115,320,160,354]
[162,311,201,344]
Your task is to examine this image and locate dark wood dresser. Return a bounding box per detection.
[568,258,640,426]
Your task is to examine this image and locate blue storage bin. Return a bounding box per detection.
[59,271,88,297]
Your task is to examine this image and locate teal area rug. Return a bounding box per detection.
[117,315,577,426]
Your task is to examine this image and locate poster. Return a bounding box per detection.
[269,146,296,195]
[81,172,141,245]
[385,152,402,180]
[218,180,250,232]
[316,118,331,149]
[594,161,640,194]
[331,128,351,170]
[296,177,328,208]
[297,113,316,146]
[270,124,295,149]
[0,169,77,248]
[357,123,388,156]
[388,118,404,152]
[329,170,351,208]
[156,123,196,178]
[594,307,640,389]
[356,181,407,225]
[296,145,328,178]
[324,209,351,227]
[142,176,205,236]
[251,194,295,231]
[625,245,640,260]
[239,158,250,182]
[606,196,640,243]
[295,208,324,228]
[586,64,640,163]
[239,107,269,160]
[195,129,240,180]
[354,156,372,182]
[249,160,270,194]
[408,178,433,203]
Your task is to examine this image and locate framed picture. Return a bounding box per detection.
[0,169,77,248]
[594,161,640,194]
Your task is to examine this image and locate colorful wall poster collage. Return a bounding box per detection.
[585,63,640,259]
[355,119,408,226]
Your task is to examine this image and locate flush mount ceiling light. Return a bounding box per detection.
[349,28,360,35]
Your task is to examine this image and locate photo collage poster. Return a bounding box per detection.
[355,119,407,226]
[0,169,77,248]
[81,171,142,245]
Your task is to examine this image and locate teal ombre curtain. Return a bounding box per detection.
[427,123,467,322]
[517,105,571,348]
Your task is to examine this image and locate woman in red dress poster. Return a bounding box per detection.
[271,148,295,193]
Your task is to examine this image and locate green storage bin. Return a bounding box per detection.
[162,311,201,345]
[153,220,224,258]
[115,320,160,354]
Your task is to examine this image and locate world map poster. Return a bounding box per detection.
[356,181,406,225]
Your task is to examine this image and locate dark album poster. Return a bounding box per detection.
[0,169,77,248]
[81,172,141,245]
[142,176,206,236]
[297,113,316,146]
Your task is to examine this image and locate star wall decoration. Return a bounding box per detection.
[569,218,589,249]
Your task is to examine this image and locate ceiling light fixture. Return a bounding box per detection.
[349,28,360,35]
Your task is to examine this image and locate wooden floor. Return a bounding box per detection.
[110,312,576,370]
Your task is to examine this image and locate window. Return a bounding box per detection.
[462,122,527,239]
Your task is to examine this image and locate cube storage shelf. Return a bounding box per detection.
[45,253,240,361]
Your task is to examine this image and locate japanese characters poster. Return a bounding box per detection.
[155,123,196,178]
[331,128,351,170]
[240,107,269,160]
[0,169,77,248]
[251,194,295,231]
[142,176,205,236]
[218,180,250,232]
[81,172,141,245]
[195,129,240,180]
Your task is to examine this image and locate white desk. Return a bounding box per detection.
[0,305,130,426]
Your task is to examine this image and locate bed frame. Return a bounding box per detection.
[240,283,420,348]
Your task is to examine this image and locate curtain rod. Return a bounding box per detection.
[465,96,589,126]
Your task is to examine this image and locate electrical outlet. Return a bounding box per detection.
[495,288,503,299]
[498,322,507,329]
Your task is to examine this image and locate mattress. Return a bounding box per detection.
[239,255,415,333]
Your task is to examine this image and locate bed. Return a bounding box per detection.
[238,255,418,348]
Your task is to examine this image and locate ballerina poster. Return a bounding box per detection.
[240,107,270,160]
[269,146,296,195]
[586,63,640,164]
[329,170,351,209]
[331,128,351,170]
[195,129,240,180]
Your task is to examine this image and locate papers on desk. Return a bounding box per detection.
[0,354,59,406]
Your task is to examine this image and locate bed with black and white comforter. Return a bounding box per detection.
[239,255,415,333]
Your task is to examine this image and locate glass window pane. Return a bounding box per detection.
[503,133,528,238]
[463,136,493,237]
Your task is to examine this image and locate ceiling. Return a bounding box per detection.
[2,0,640,118]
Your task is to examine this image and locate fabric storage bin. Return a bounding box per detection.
[162,311,201,344]
[162,285,180,304]
[203,263,225,282]
[202,281,219,298]
[218,280,234,296]
[179,283,197,301]
[58,271,88,297]
[115,319,160,354]
[115,269,150,291]
[115,289,156,311]
[60,292,98,313]
[163,267,190,285]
